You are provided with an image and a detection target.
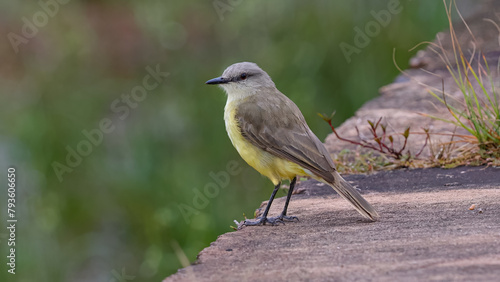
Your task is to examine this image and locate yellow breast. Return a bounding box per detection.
[224,100,306,185]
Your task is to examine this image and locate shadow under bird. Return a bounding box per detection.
[206,62,379,227]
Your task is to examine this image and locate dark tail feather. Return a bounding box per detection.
[327,171,379,221]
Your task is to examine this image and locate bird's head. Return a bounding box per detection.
[206,62,276,98]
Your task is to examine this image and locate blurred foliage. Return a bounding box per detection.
[0,0,452,281]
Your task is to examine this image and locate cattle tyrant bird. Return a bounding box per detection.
[205,62,379,227]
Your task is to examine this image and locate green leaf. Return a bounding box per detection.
[403,127,410,138]
[317,111,335,122]
[367,120,375,130]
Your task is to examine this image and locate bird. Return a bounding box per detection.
[205,62,378,227]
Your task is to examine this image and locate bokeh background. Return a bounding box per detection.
[0,1,463,281]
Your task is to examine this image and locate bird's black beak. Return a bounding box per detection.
[205,76,228,85]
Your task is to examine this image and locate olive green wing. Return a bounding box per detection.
[235,93,336,183]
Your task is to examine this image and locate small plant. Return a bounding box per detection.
[425,1,499,148]
[331,149,393,174]
[403,0,500,160]
[323,0,499,171]
[319,0,500,173]
[319,113,429,169]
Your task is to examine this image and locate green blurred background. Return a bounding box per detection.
[0,1,455,281]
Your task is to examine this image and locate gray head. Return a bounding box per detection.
[206,62,276,96]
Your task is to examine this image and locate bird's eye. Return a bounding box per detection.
[240,73,248,80]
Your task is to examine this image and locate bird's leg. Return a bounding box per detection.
[241,182,282,227]
[268,177,299,222]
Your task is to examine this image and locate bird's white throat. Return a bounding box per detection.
[221,84,257,104]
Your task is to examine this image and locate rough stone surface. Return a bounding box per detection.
[165,166,500,282]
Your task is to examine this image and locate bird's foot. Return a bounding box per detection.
[270,215,299,222]
[237,214,299,229]
[241,216,284,227]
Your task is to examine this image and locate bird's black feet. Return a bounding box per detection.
[241,216,284,226]
[269,215,299,223]
[237,214,299,229]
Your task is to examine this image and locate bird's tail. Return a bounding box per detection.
[326,171,379,221]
